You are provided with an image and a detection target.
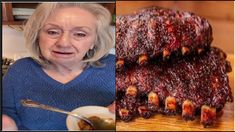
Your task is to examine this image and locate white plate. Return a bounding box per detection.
[66,106,115,131]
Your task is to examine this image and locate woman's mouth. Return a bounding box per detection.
[52,51,74,58]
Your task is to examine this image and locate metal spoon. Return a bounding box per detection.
[21,99,96,128]
[21,99,115,130]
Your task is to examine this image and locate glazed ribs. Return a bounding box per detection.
[116,6,232,128]
[116,7,213,69]
[116,47,233,127]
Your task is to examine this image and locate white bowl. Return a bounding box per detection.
[66,106,115,131]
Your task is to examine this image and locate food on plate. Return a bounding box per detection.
[77,116,115,130]
[77,118,93,130]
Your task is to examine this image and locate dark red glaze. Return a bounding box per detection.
[116,47,232,127]
[116,7,213,64]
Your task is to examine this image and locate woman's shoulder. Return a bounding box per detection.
[9,57,39,70]
[90,54,115,71]
[100,54,115,64]
[100,54,115,68]
[90,54,115,79]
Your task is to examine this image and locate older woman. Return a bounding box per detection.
[2,3,115,130]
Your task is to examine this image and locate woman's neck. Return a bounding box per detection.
[49,62,86,75]
[42,61,87,84]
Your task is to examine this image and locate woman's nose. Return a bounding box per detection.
[56,32,71,47]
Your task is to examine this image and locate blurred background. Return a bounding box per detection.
[116,1,234,54]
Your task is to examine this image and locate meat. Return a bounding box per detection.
[116,47,233,127]
[116,6,232,128]
[116,7,213,69]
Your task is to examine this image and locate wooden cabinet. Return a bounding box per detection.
[2,3,16,25]
[2,3,14,22]
[2,3,38,25]
[2,3,115,25]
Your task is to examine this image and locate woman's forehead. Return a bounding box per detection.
[43,7,97,30]
[42,23,93,32]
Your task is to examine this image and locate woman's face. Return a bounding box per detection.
[39,7,97,65]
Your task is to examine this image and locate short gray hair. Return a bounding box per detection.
[24,3,114,67]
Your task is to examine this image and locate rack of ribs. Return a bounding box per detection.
[116,7,213,70]
[116,47,233,127]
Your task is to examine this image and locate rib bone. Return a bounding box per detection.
[165,96,176,110]
[200,105,216,127]
[163,49,170,59]
[148,92,159,111]
[182,99,195,121]
[198,48,204,54]
[138,54,148,65]
[116,59,124,70]
[181,47,190,55]
[138,106,152,119]
[119,108,132,122]
[126,85,137,97]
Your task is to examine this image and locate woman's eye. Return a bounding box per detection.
[74,32,86,37]
[47,30,60,35]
